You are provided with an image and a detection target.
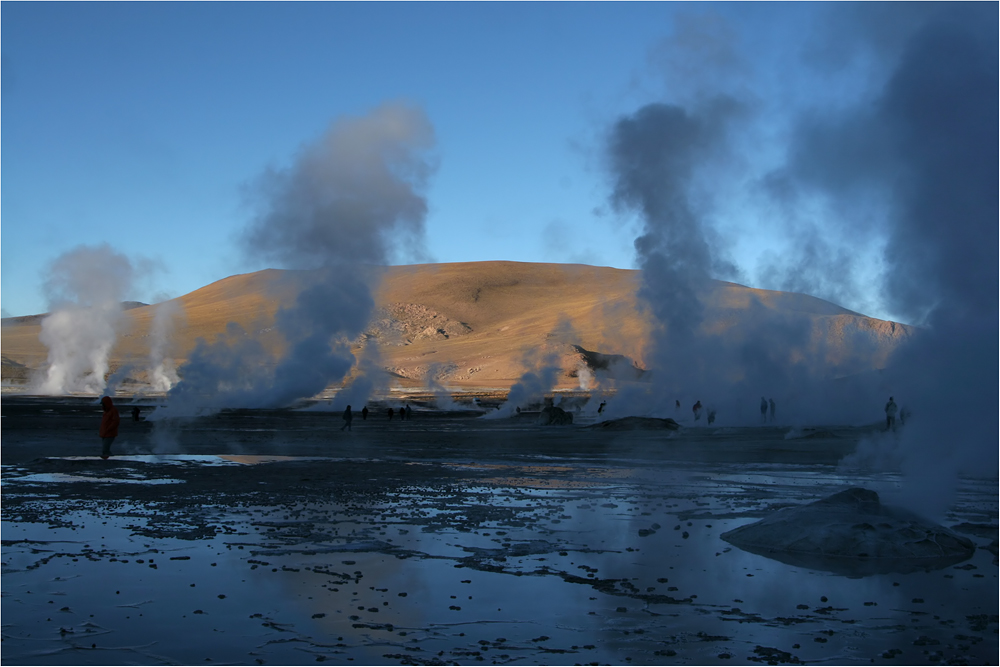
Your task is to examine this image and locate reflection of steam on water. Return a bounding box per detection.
[157,103,436,418]
[36,244,137,395]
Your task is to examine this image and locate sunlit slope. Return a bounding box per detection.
[1,261,911,389]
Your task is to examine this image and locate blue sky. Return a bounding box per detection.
[1,3,944,319]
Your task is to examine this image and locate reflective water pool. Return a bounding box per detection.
[2,453,996,665]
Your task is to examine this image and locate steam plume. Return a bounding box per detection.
[36,244,136,395]
[784,6,998,517]
[606,5,996,517]
[492,319,579,418]
[160,102,436,414]
[147,300,183,392]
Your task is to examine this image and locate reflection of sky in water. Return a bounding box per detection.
[6,473,184,485]
[2,460,996,665]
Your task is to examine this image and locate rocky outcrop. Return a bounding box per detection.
[539,405,573,425]
[721,487,975,575]
[570,345,645,380]
[362,303,472,346]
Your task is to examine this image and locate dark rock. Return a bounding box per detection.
[589,416,679,431]
[538,406,573,426]
[721,488,976,576]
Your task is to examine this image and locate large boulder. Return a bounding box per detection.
[721,487,975,576]
[538,406,573,426]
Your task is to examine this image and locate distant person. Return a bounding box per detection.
[99,396,120,459]
[769,398,776,423]
[131,405,142,422]
[387,407,394,421]
[884,396,898,431]
[516,406,521,414]
[361,406,369,421]
[405,404,412,420]
[692,400,703,421]
[598,401,606,415]
[707,409,716,425]
[760,397,768,423]
[341,405,353,432]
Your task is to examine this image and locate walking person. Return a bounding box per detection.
[405,404,412,420]
[692,400,703,421]
[387,407,394,421]
[769,398,776,423]
[341,405,353,432]
[361,406,369,421]
[99,396,120,459]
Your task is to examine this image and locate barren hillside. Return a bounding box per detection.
[1,261,911,390]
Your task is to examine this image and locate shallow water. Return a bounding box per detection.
[3,450,996,666]
[2,400,996,664]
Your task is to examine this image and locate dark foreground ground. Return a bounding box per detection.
[2,396,997,665]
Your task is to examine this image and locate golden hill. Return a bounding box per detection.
[1,261,910,390]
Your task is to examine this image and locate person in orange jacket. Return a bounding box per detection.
[99,396,120,459]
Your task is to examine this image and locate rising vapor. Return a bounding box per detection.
[159,102,436,415]
[783,6,998,517]
[147,299,183,392]
[36,244,136,395]
[605,4,997,516]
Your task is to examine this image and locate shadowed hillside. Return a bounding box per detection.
[1,261,911,391]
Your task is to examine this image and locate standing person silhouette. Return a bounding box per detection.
[760,397,768,424]
[884,396,898,431]
[692,400,703,421]
[361,406,369,421]
[341,405,353,432]
[99,396,120,459]
[387,407,394,421]
[769,398,776,423]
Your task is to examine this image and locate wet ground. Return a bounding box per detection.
[2,397,997,665]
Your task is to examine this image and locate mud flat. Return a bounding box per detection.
[2,397,997,665]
